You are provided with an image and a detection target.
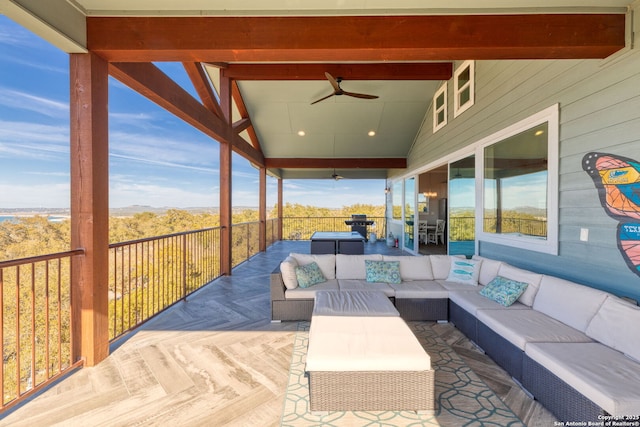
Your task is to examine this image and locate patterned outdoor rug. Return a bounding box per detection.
[280,322,524,427]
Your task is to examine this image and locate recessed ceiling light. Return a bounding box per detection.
[368,131,376,136]
[535,130,544,136]
[298,130,305,136]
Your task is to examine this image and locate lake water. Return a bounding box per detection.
[0,216,67,223]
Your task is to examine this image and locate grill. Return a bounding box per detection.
[344,214,374,241]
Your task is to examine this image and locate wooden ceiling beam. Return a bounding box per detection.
[109,62,264,166]
[220,63,453,80]
[182,62,224,118]
[231,80,263,155]
[87,14,625,62]
[232,117,251,134]
[265,158,406,169]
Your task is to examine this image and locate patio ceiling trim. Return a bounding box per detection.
[265,158,407,169]
[86,14,625,62]
[219,63,454,81]
[108,62,265,166]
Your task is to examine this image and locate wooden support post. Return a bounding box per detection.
[259,167,266,251]
[219,74,233,275]
[278,178,283,241]
[69,52,110,367]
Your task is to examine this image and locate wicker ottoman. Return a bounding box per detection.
[306,291,435,412]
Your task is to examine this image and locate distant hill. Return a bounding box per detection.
[0,206,264,218]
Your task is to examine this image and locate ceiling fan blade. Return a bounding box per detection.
[325,72,341,92]
[342,91,379,100]
[310,93,336,105]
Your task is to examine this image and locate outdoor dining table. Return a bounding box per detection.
[310,231,365,255]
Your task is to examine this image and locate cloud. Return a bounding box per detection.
[110,130,218,170]
[109,111,160,130]
[0,23,39,48]
[0,87,68,118]
[0,182,69,209]
[110,179,216,208]
[0,53,67,73]
[0,120,69,160]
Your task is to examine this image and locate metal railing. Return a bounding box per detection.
[282,216,386,241]
[484,216,547,237]
[449,216,547,241]
[1,219,281,412]
[0,250,84,411]
[231,218,280,267]
[108,227,222,341]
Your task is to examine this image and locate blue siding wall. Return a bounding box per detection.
[479,241,640,303]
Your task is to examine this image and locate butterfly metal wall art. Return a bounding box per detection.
[582,152,640,278]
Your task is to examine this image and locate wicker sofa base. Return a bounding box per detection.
[308,370,435,412]
[395,298,448,321]
[449,300,478,343]
[477,321,523,382]
[522,353,605,422]
[271,299,314,321]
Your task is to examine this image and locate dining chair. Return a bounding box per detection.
[427,219,445,245]
[418,220,428,244]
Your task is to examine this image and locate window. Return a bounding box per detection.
[454,60,474,117]
[392,181,402,220]
[404,177,415,250]
[478,105,559,255]
[449,154,475,257]
[433,82,447,133]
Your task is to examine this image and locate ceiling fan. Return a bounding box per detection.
[311,72,379,105]
[331,168,343,180]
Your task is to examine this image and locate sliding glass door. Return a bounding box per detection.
[449,155,475,257]
[404,177,415,250]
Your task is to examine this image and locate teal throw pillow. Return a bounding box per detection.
[480,276,529,307]
[446,258,481,286]
[365,260,401,284]
[295,262,326,288]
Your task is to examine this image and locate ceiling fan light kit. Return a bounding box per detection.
[311,72,379,105]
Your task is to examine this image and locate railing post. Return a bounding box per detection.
[70,52,110,367]
[181,233,187,299]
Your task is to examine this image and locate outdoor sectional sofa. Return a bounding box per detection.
[270,252,640,421]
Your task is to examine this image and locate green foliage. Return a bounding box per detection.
[0,204,386,405]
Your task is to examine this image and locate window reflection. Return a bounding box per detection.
[449,155,475,256]
[483,123,548,239]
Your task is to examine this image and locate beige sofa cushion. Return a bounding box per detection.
[477,309,592,351]
[497,264,543,306]
[449,289,529,316]
[338,279,395,297]
[526,342,640,416]
[280,255,299,289]
[533,275,609,332]
[472,255,503,286]
[429,255,453,280]
[586,296,640,362]
[382,255,434,280]
[335,254,383,280]
[389,281,449,299]
[290,253,336,280]
[285,279,340,299]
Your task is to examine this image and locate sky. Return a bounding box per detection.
[0,16,384,210]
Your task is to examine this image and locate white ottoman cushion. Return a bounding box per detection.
[306,315,431,372]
